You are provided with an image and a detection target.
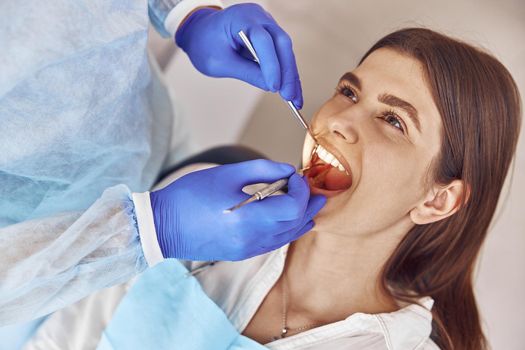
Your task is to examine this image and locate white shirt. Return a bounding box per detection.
[26,244,439,350]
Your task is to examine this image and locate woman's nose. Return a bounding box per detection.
[328,114,359,144]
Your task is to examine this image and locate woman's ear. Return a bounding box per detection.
[410,180,468,225]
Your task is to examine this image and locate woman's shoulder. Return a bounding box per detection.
[420,338,440,349]
[351,296,436,350]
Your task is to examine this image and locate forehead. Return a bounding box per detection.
[353,48,443,142]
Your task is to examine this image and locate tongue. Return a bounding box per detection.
[323,167,352,191]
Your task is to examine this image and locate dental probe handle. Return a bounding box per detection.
[238,31,317,141]
[255,178,289,199]
[224,178,289,213]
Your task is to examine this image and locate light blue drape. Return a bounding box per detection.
[98,260,268,350]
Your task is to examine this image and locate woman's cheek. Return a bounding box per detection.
[361,151,405,194]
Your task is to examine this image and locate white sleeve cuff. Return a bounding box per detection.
[132,192,164,267]
[164,0,224,38]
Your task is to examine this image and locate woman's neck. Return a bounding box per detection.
[283,222,410,322]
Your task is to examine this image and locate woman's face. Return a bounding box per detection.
[302,48,444,237]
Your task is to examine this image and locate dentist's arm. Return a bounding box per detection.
[148,0,224,39]
[146,159,325,262]
[0,185,147,326]
[0,160,324,325]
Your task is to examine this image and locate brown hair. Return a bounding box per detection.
[360,28,522,349]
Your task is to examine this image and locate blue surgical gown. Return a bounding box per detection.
[0,0,195,331]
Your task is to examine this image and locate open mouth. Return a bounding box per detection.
[303,143,353,196]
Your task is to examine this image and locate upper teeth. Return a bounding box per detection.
[315,145,348,174]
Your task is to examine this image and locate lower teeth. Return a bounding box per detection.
[305,151,352,191]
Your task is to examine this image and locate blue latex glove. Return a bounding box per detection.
[175,3,303,108]
[150,160,325,261]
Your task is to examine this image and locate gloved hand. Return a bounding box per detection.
[150,160,325,261]
[175,3,303,108]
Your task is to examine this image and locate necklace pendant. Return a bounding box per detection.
[272,327,289,341]
[280,327,289,338]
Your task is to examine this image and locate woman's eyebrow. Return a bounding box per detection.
[378,93,421,133]
[339,72,362,90]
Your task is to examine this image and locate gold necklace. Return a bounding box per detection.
[272,274,320,341]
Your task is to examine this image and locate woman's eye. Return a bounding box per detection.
[382,112,405,132]
[337,85,358,103]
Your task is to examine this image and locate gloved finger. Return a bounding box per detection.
[304,194,326,219]
[294,78,304,110]
[217,52,270,91]
[218,159,295,189]
[258,220,315,253]
[244,174,310,221]
[285,173,311,213]
[288,194,325,227]
[265,24,303,108]
[261,194,325,234]
[247,26,281,92]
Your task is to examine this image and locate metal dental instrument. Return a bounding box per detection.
[238,31,317,142]
[224,178,288,213]
[223,166,311,213]
[225,32,316,214]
